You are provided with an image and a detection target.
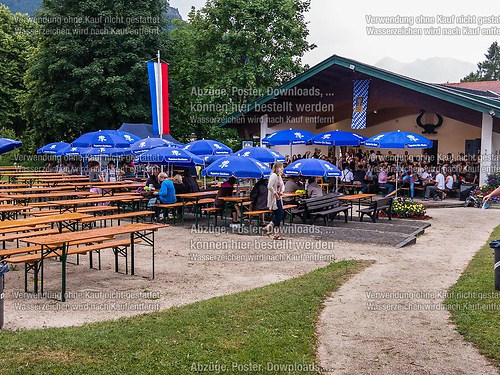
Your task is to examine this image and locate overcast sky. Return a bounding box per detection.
[170,0,498,70]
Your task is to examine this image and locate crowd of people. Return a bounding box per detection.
[283,148,480,200]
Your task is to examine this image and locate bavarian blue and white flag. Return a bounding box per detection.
[351,79,370,130]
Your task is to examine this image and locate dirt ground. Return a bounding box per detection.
[1,207,499,374]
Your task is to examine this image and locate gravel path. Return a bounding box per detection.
[317,207,499,374]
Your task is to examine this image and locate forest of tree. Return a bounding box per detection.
[0,0,314,152]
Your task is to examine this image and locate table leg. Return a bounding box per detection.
[130,232,135,276]
[61,242,68,302]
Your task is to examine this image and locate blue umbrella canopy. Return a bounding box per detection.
[284,159,341,177]
[310,130,366,146]
[37,142,70,155]
[72,130,140,148]
[136,146,204,165]
[262,129,314,145]
[234,147,286,163]
[183,139,232,156]
[56,146,91,157]
[130,137,177,154]
[363,131,432,149]
[0,138,22,155]
[85,147,132,156]
[201,156,271,178]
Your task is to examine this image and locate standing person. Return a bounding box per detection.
[263,163,285,240]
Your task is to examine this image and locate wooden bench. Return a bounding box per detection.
[357,197,393,223]
[291,194,349,225]
[30,205,118,217]
[155,202,194,224]
[201,207,224,226]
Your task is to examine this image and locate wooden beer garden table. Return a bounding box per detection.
[175,190,219,228]
[338,193,376,220]
[0,212,90,232]
[44,194,145,213]
[22,222,167,301]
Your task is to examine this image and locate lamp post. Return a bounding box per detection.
[188,132,197,143]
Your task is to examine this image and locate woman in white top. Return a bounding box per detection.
[263,162,285,240]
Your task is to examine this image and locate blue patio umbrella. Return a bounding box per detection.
[136,146,204,165]
[37,142,71,155]
[310,130,366,146]
[363,130,432,196]
[183,139,232,156]
[201,156,271,179]
[262,128,315,157]
[363,130,433,149]
[72,130,140,148]
[262,129,314,146]
[130,137,177,154]
[284,159,341,178]
[85,147,132,156]
[56,146,91,157]
[0,138,22,155]
[234,146,286,163]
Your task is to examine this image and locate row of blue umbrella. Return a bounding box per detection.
[35,128,432,182]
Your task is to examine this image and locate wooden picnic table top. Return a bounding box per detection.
[23,222,167,246]
[68,180,137,187]
[44,194,144,207]
[219,196,250,203]
[0,212,90,230]
[338,193,376,201]
[0,204,33,213]
[34,176,90,182]
[176,191,219,199]
[0,191,99,200]
[0,186,76,194]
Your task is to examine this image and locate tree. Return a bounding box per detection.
[168,0,315,145]
[23,0,171,145]
[0,5,37,135]
[462,41,500,82]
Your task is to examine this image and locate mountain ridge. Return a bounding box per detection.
[374,56,476,84]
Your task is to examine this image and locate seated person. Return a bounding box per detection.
[444,172,454,196]
[172,174,187,194]
[424,170,446,200]
[250,178,268,210]
[307,177,323,198]
[215,177,239,223]
[157,172,177,204]
[378,167,395,195]
[145,168,161,190]
[283,176,303,203]
[352,164,367,191]
[88,162,101,182]
[183,169,200,193]
[401,170,415,198]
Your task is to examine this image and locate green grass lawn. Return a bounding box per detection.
[445,225,500,369]
[0,260,370,374]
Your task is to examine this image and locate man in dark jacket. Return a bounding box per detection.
[250,178,268,210]
[183,170,200,193]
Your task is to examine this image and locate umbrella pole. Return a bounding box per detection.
[396,156,399,198]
